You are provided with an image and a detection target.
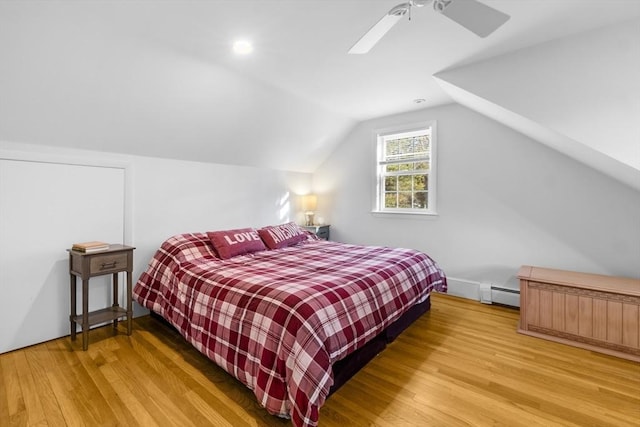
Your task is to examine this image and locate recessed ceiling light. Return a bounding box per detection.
[233,40,253,55]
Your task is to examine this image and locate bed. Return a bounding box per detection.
[133,226,447,427]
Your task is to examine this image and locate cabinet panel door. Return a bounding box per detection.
[622,304,639,348]
[578,296,593,338]
[565,294,579,335]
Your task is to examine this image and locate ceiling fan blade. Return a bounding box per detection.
[435,0,509,38]
[349,3,410,54]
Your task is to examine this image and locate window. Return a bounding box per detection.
[375,122,436,215]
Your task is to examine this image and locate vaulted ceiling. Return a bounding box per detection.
[1,1,639,178]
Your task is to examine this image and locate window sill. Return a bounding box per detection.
[371,210,439,219]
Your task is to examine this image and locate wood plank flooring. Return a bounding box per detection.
[1,293,638,426]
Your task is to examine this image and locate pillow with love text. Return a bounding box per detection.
[207,228,266,259]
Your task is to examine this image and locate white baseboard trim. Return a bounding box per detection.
[446,277,480,301]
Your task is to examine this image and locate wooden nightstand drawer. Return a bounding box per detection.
[315,228,330,240]
[89,253,128,274]
[302,225,330,240]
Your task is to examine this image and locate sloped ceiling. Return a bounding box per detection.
[434,19,640,191]
[1,1,639,173]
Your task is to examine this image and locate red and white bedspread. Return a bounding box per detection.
[133,232,447,427]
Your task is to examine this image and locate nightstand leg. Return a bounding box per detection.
[82,278,89,351]
[126,271,132,335]
[70,274,76,341]
[112,272,119,330]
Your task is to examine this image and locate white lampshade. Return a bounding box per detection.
[302,194,317,212]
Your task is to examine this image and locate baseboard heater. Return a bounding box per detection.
[447,277,520,307]
[486,285,520,308]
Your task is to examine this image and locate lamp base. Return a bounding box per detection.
[304,212,315,226]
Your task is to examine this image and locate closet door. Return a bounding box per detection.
[0,158,126,353]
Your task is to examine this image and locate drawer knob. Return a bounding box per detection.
[100,261,117,270]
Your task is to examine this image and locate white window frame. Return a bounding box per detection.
[372,121,437,216]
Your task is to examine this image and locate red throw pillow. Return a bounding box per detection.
[207,228,266,259]
[258,222,307,250]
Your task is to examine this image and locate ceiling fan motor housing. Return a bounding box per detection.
[391,1,432,18]
[433,0,453,13]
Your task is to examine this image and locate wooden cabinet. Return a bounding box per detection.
[68,245,135,350]
[302,225,330,240]
[518,265,640,362]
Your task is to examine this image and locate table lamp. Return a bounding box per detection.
[302,194,317,226]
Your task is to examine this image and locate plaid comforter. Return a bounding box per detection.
[133,232,447,427]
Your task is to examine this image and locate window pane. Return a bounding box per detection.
[398,175,412,191]
[398,192,412,208]
[384,133,430,162]
[415,161,429,171]
[399,136,428,158]
[384,176,397,191]
[385,140,399,157]
[418,136,430,153]
[384,192,397,208]
[414,191,427,209]
[385,164,399,172]
[398,163,412,171]
[413,174,427,190]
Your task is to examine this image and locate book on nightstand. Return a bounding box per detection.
[71,241,110,253]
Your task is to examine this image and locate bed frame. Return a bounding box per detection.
[329,295,431,394]
[150,295,431,397]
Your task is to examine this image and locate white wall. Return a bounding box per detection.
[312,103,640,293]
[436,19,640,171]
[130,155,311,276]
[0,141,311,351]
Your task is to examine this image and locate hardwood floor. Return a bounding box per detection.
[1,293,638,426]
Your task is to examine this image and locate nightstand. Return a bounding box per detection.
[302,225,330,240]
[68,244,135,350]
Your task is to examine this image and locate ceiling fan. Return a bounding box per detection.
[349,0,510,54]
